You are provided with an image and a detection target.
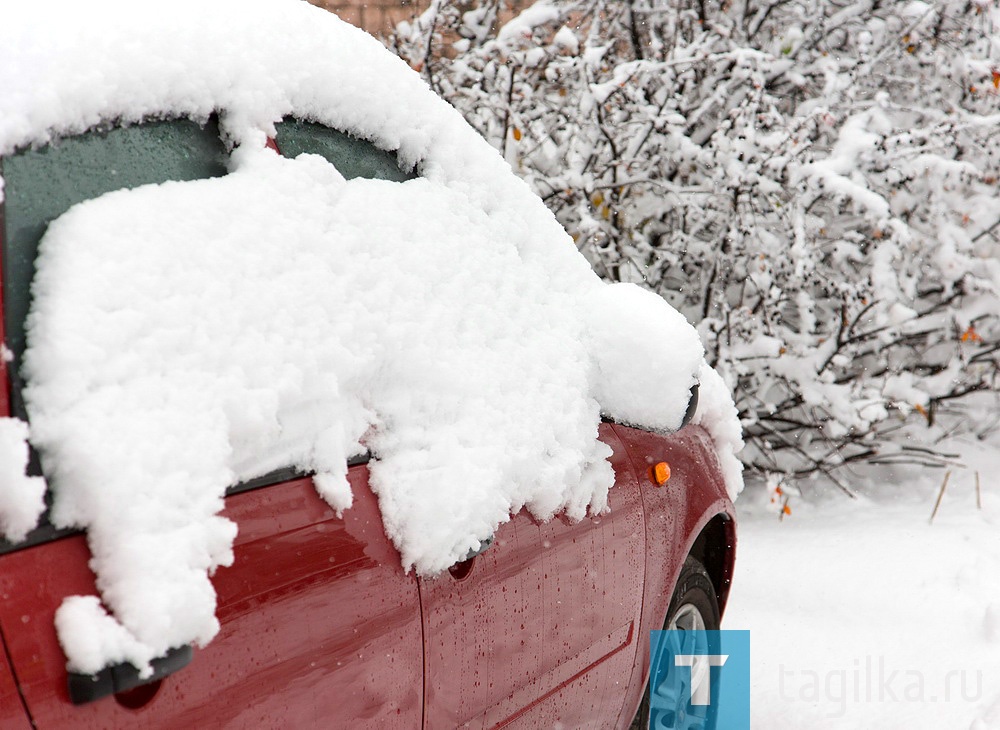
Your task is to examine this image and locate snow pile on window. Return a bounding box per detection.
[1,0,743,676]
[0,417,46,543]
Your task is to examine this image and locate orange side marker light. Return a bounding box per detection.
[651,461,671,487]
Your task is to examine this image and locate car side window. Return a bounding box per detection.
[1,117,228,420]
[273,118,415,182]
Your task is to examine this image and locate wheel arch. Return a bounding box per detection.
[686,512,737,619]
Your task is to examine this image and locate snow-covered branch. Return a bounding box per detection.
[393,0,1000,487]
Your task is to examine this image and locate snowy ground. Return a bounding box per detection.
[725,437,1000,729]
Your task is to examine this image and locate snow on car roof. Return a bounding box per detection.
[0,0,741,676]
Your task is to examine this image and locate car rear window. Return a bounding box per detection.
[2,118,228,419]
[274,118,415,182]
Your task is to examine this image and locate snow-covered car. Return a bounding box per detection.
[0,1,742,728]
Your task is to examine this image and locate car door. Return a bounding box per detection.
[268,120,650,727]
[0,470,423,728]
[0,118,423,727]
[419,421,646,729]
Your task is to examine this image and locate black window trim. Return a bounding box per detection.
[0,453,372,556]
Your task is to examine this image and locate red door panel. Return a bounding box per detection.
[0,632,31,730]
[420,422,645,729]
[609,423,734,729]
[0,468,422,728]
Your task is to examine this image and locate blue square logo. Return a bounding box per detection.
[648,630,750,729]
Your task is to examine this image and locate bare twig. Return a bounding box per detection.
[929,470,951,524]
[972,217,1000,243]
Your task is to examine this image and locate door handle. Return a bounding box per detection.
[460,536,493,562]
[67,644,193,705]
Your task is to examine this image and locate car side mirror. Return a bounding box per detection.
[680,383,700,430]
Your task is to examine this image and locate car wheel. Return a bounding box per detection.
[630,556,720,730]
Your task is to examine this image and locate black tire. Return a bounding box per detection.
[630,556,720,730]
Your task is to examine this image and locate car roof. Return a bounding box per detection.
[0,0,583,276]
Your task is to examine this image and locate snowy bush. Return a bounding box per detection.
[393,0,1000,492]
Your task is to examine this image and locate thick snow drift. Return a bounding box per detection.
[0,0,742,676]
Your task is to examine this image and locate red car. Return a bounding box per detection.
[0,5,737,728]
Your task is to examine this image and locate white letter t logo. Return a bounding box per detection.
[674,654,728,705]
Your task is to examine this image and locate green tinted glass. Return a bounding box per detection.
[2,118,227,417]
[274,119,415,183]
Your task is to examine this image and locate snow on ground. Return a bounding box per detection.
[726,437,1000,729]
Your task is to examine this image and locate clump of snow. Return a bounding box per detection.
[24,147,620,581]
[585,283,703,431]
[55,596,159,677]
[2,0,743,676]
[0,417,46,542]
[496,1,561,44]
[693,363,745,501]
[552,26,580,55]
